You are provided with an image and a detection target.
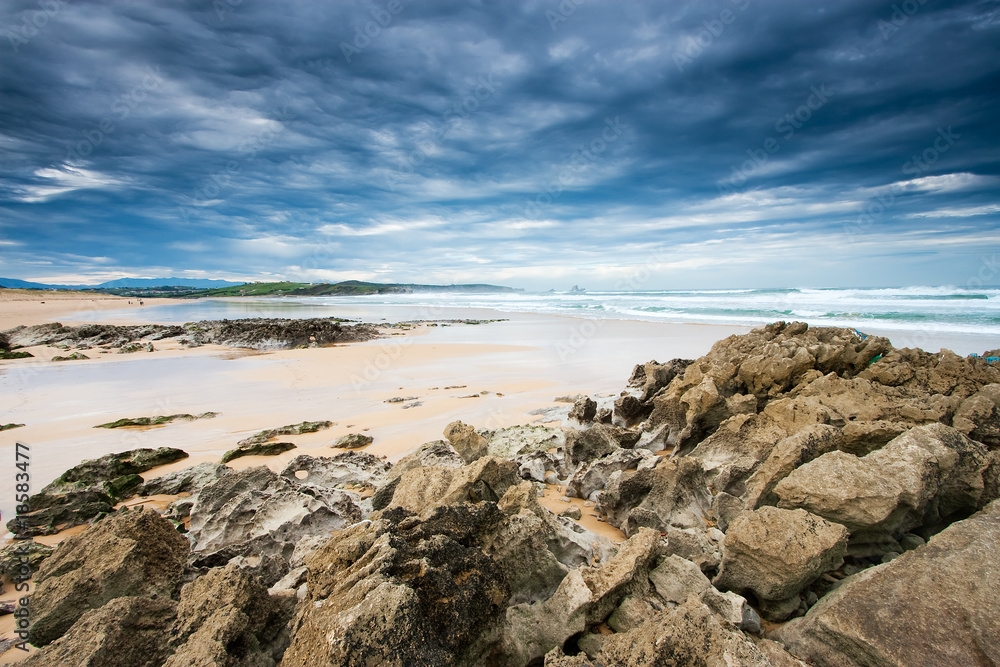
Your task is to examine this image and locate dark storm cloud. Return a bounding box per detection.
[1,0,998,287]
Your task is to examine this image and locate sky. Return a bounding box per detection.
[1,0,999,290]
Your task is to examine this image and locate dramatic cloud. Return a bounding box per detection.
[1,0,998,288]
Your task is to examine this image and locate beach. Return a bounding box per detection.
[3,292,999,665]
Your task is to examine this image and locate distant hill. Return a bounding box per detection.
[0,277,242,289]
[194,280,521,298]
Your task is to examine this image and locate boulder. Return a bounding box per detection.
[742,424,843,509]
[952,383,1000,447]
[515,450,567,483]
[221,441,296,463]
[596,457,712,533]
[660,525,722,574]
[494,529,664,666]
[281,504,513,666]
[613,394,649,427]
[840,420,909,456]
[333,433,373,449]
[21,596,178,667]
[600,597,772,666]
[627,358,693,403]
[565,424,622,466]
[385,440,465,481]
[164,562,287,667]
[9,447,191,537]
[384,456,519,516]
[568,396,597,423]
[774,500,1000,667]
[138,462,231,496]
[30,507,188,646]
[279,452,389,489]
[187,466,362,568]
[775,423,991,536]
[237,420,333,447]
[566,448,658,500]
[480,424,566,458]
[0,539,54,577]
[444,420,489,462]
[713,507,848,612]
[648,553,712,604]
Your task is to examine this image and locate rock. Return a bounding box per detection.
[565,424,621,466]
[52,351,90,361]
[600,597,772,667]
[701,588,762,634]
[95,413,218,428]
[544,647,598,666]
[642,323,893,452]
[384,456,520,515]
[221,441,296,463]
[613,394,649,426]
[185,318,380,350]
[187,466,362,568]
[164,562,285,667]
[495,529,664,666]
[21,596,178,667]
[138,462,231,496]
[742,424,844,510]
[627,358,693,403]
[444,420,489,462]
[710,490,744,531]
[0,540,54,578]
[279,452,389,489]
[480,424,566,458]
[596,457,712,533]
[775,423,991,536]
[30,507,188,646]
[953,383,1000,447]
[713,507,848,613]
[568,396,597,423]
[566,448,655,500]
[516,450,567,483]
[333,433,373,449]
[661,525,722,574]
[559,505,582,520]
[385,440,465,481]
[281,504,513,666]
[237,420,333,447]
[840,419,909,456]
[773,500,1000,667]
[648,554,712,604]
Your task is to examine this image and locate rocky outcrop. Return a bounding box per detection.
[333,433,372,449]
[222,441,296,463]
[95,413,218,428]
[281,504,514,667]
[774,500,1000,667]
[9,447,189,536]
[480,424,566,458]
[279,452,388,490]
[163,562,290,667]
[187,466,363,568]
[568,396,597,423]
[565,423,639,466]
[775,423,992,537]
[30,507,189,646]
[566,448,659,500]
[596,457,712,534]
[713,507,848,620]
[445,420,489,462]
[0,540,54,577]
[383,456,519,515]
[185,318,380,349]
[138,462,231,496]
[238,420,333,446]
[742,424,844,509]
[22,596,179,667]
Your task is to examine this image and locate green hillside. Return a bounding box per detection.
[191,280,520,298]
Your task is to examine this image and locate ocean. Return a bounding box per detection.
[86,286,999,353]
